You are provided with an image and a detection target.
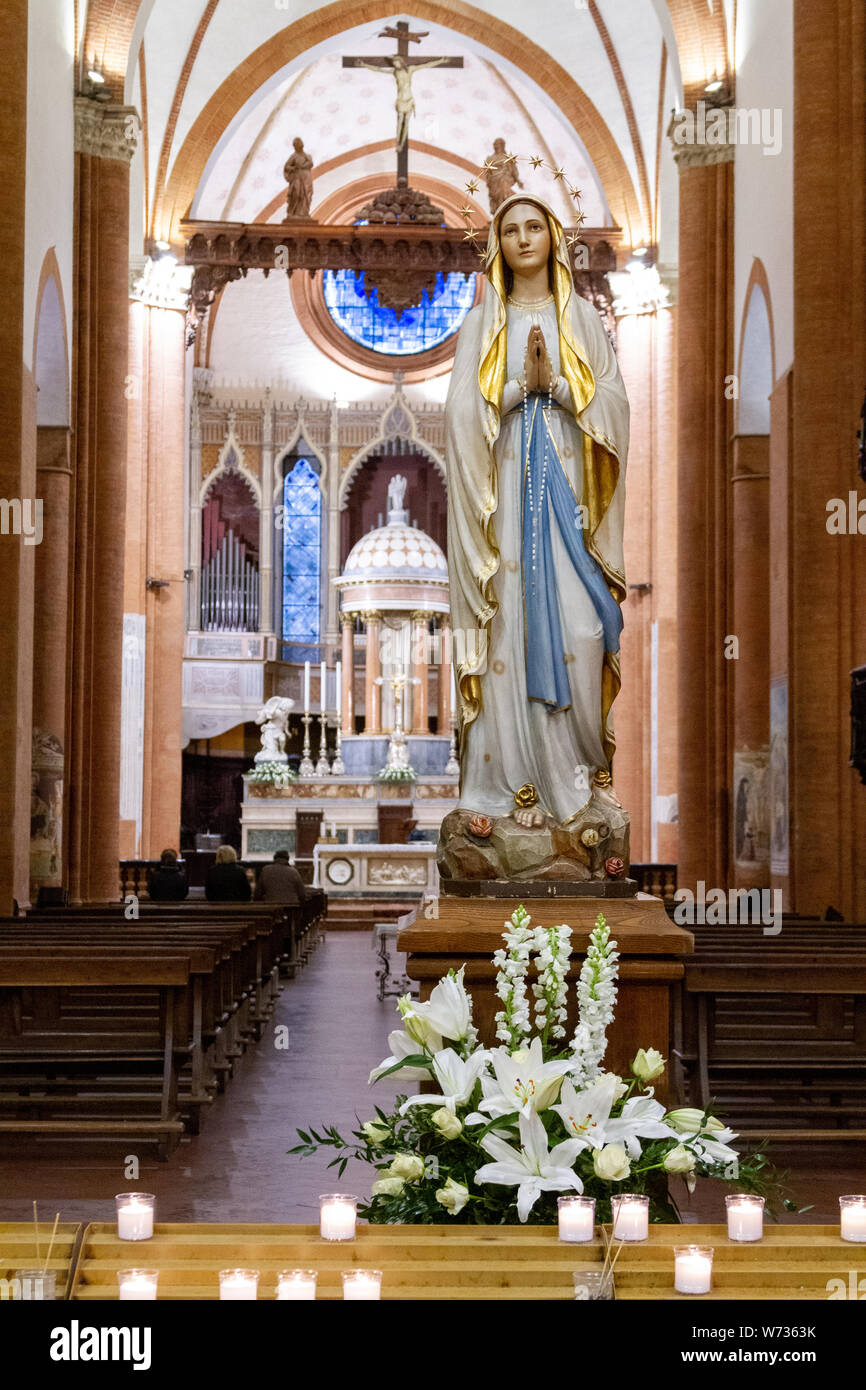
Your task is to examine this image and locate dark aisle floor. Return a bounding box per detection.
[0,931,860,1227]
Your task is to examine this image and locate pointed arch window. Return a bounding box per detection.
[281,457,321,656]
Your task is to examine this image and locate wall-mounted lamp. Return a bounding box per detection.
[145,578,170,591]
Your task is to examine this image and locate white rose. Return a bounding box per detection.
[370,1176,404,1197]
[666,1108,726,1135]
[361,1120,390,1145]
[663,1143,697,1174]
[387,1153,425,1182]
[435,1177,470,1215]
[593,1143,631,1181]
[632,1048,666,1083]
[431,1107,463,1141]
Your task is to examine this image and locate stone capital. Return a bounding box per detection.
[130,255,193,311]
[74,98,139,163]
[667,107,735,169]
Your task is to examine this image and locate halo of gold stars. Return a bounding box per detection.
[460,153,587,263]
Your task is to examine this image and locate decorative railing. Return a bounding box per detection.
[630,863,678,906]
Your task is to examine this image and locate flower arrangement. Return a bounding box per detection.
[378,766,418,783]
[290,906,788,1225]
[246,761,298,788]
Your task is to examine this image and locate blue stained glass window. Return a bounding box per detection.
[282,458,321,654]
[323,269,476,355]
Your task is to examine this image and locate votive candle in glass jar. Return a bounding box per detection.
[612,1194,650,1242]
[342,1269,382,1301]
[117,1269,159,1301]
[558,1196,596,1243]
[674,1245,713,1294]
[726,1194,764,1242]
[13,1269,57,1301]
[276,1269,317,1301]
[839,1196,866,1242]
[319,1193,358,1241]
[219,1268,259,1300]
[115,1193,155,1241]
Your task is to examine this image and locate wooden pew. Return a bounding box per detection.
[680,920,866,1138]
[0,954,191,1159]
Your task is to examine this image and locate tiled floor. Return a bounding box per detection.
[0,932,860,1227]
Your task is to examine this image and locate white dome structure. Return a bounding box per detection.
[336,491,449,615]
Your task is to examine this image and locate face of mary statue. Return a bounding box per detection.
[497,201,552,280]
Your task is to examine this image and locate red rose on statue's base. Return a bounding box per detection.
[468,813,494,839]
[605,856,625,878]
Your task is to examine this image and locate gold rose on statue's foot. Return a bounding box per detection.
[592,768,623,811]
[468,813,493,839]
[512,784,545,829]
[605,856,625,878]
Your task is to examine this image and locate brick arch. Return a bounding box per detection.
[664,0,730,103]
[82,0,147,96]
[155,0,646,244]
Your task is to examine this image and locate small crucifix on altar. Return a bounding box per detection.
[342,21,463,185]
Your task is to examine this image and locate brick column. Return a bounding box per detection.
[68,99,138,902]
[340,612,354,733]
[127,266,188,857]
[363,611,382,734]
[730,434,770,889]
[411,611,429,733]
[788,0,866,917]
[0,0,32,913]
[670,125,734,893]
[31,427,73,894]
[437,617,452,733]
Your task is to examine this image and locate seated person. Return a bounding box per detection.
[204,844,252,902]
[147,848,189,901]
[255,848,308,905]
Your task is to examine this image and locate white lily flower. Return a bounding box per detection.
[400,1047,487,1115]
[475,1110,585,1222]
[369,1028,435,1084]
[397,995,445,1050]
[414,966,475,1043]
[550,1072,619,1150]
[689,1129,740,1165]
[479,1036,573,1118]
[604,1094,679,1158]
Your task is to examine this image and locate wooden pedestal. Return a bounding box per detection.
[398,895,693,1104]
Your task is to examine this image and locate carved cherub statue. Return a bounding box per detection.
[254,696,295,762]
[387,473,408,515]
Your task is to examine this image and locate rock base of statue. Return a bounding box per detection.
[253,750,289,764]
[436,796,630,887]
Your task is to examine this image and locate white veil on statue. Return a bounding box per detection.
[445,192,629,766]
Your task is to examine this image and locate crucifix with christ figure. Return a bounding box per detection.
[342,21,463,185]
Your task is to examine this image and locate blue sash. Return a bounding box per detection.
[521,394,622,710]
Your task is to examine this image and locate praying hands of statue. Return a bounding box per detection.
[523,325,554,395]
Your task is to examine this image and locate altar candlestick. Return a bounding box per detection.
[335,660,342,719]
[320,660,327,710]
[303,661,310,713]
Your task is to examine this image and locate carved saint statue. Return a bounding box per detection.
[254,696,295,762]
[283,137,314,220]
[387,472,408,514]
[444,195,629,840]
[484,138,524,213]
[351,54,450,150]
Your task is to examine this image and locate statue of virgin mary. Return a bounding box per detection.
[441,194,629,874]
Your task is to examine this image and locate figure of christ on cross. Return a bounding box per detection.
[343,21,463,178]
